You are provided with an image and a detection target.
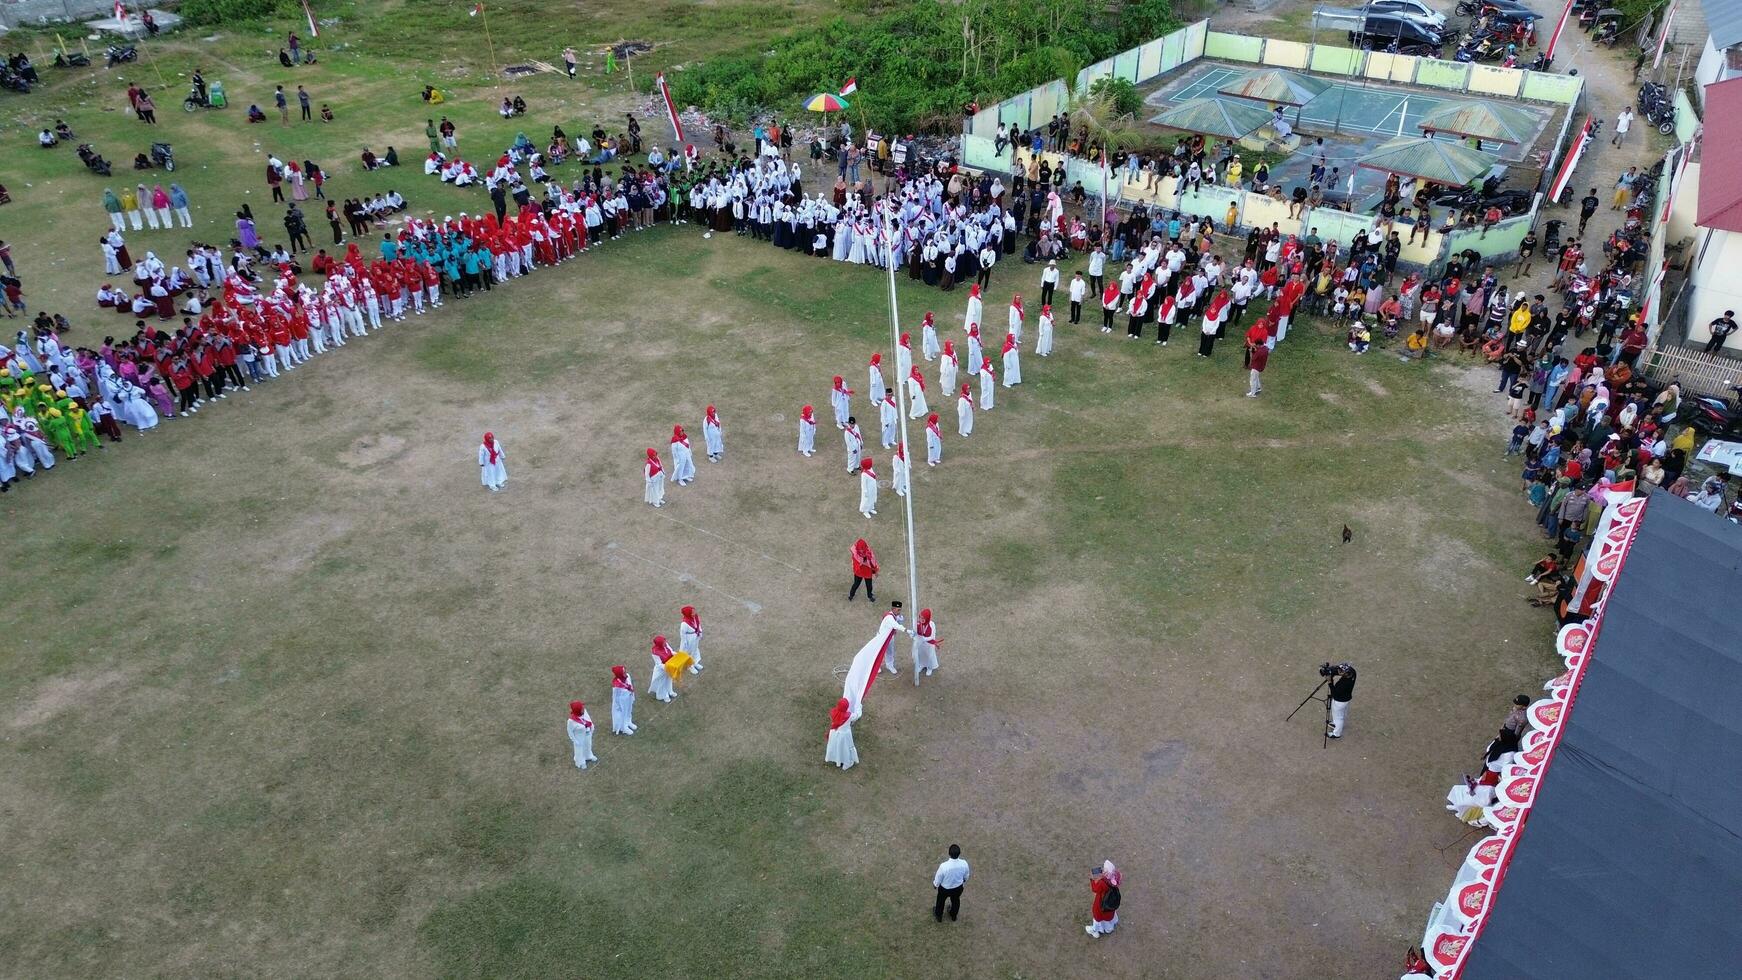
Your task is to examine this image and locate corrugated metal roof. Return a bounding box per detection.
[1703,0,1742,50]
[1696,76,1742,231]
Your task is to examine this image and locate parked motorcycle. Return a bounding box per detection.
[77,143,113,176]
[1686,384,1742,439]
[53,50,91,68]
[104,44,137,68]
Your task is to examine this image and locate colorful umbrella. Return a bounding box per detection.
[805,93,850,113]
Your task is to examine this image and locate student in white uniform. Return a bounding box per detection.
[906,367,929,419]
[879,390,899,448]
[1001,333,1022,387]
[649,635,679,702]
[830,375,854,427]
[797,404,817,456]
[643,448,666,507]
[678,605,704,672]
[920,311,940,360]
[669,425,697,485]
[867,353,887,405]
[891,443,910,497]
[842,417,864,473]
[566,700,598,769]
[939,339,959,395]
[858,457,880,518]
[927,412,944,464]
[1036,304,1055,356]
[912,608,939,677]
[825,697,858,770]
[610,665,638,734]
[702,405,725,462]
[478,431,507,490]
[978,356,996,410]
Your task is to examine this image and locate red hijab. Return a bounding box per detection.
[909,366,925,390]
[899,332,911,351]
[569,700,591,728]
[870,352,882,367]
[916,608,933,637]
[1011,294,1024,315]
[861,457,876,475]
[1002,333,1017,354]
[960,383,972,400]
[927,412,941,435]
[967,322,980,341]
[482,432,500,464]
[801,404,815,423]
[705,405,719,426]
[832,375,850,394]
[681,605,700,629]
[922,311,935,328]
[829,696,852,731]
[611,665,633,691]
[645,448,663,475]
[651,635,674,663]
[894,442,905,461]
[671,425,688,446]
[942,339,955,359]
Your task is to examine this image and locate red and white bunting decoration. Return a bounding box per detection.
[1653,0,1679,71]
[1543,0,1575,61]
[1548,116,1593,204]
[1419,496,1651,978]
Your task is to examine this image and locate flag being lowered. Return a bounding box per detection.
[841,615,900,722]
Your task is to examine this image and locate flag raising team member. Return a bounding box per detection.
[478,431,507,491]
[825,696,858,769]
[702,405,724,462]
[678,605,704,672]
[643,447,665,507]
[797,404,817,456]
[830,375,854,426]
[669,424,696,485]
[566,700,598,770]
[849,537,878,602]
[868,352,887,404]
[879,389,899,448]
[926,412,943,465]
[891,442,909,498]
[913,607,939,678]
[907,366,929,419]
[610,665,638,735]
[1001,332,1022,387]
[842,416,864,473]
[859,457,879,519]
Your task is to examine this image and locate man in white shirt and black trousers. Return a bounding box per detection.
[932,844,970,922]
[1068,271,1087,324]
[1327,662,1356,739]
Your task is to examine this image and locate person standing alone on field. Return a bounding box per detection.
[562,46,578,79]
[849,537,878,602]
[933,844,969,922]
[275,85,289,125]
[1086,860,1122,937]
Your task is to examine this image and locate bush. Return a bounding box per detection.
[670,0,1180,135]
[180,0,288,27]
[1090,77,1142,118]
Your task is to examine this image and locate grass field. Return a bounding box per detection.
[1,5,1561,978]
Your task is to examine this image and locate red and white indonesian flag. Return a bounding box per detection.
[841,616,900,722]
[114,1,128,24]
[657,72,684,144]
[302,0,320,37]
[470,3,483,16]
[1544,0,1575,60]
[1653,0,1678,70]
[1548,116,1593,204]
[840,77,858,97]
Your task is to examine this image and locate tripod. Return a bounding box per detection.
[1285,677,1333,748]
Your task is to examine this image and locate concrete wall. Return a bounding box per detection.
[0,0,128,29]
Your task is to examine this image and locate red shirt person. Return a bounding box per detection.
[849,538,878,603]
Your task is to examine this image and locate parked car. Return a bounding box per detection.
[1364,0,1448,30]
[1312,7,1449,53]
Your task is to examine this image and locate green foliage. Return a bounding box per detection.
[669,0,1181,134]
[1090,76,1143,117]
[180,0,289,26]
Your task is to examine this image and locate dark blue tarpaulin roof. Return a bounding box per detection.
[1462,492,1742,979]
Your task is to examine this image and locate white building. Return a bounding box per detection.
[1687,76,1742,351]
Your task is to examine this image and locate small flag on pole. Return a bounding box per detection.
[470,3,483,16]
[113,1,128,24]
[840,77,858,97]
[302,0,320,37]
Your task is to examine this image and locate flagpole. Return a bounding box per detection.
[881,208,922,686]
[130,1,166,86]
[478,4,500,93]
